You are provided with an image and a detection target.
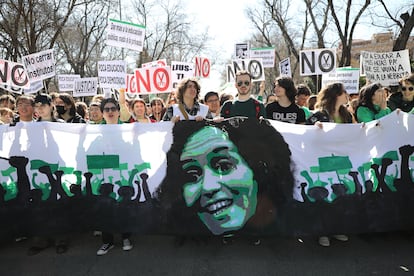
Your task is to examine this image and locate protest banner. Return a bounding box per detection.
[0,112,413,239]
[194,57,210,78]
[235,42,249,59]
[279,57,292,77]
[360,49,411,86]
[22,49,55,82]
[73,77,98,97]
[58,74,81,92]
[0,84,23,94]
[300,48,336,76]
[0,59,30,89]
[171,61,195,88]
[106,19,146,52]
[322,68,360,94]
[250,47,275,68]
[134,66,172,94]
[98,60,126,89]
[226,58,265,83]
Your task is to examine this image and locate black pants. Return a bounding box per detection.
[102,232,130,244]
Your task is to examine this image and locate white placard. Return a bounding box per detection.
[0,59,30,89]
[250,47,275,68]
[300,48,336,76]
[58,74,81,92]
[171,61,195,89]
[106,19,145,52]
[73,77,98,97]
[322,68,360,94]
[98,60,126,89]
[22,49,55,82]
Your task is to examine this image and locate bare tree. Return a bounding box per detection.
[0,0,80,61]
[131,0,209,67]
[328,0,371,67]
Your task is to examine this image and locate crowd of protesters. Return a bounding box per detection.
[0,72,413,254]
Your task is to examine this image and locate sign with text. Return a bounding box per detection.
[322,68,360,94]
[0,84,23,94]
[194,57,210,78]
[58,74,81,92]
[300,48,336,76]
[73,77,98,97]
[134,66,172,94]
[126,74,136,93]
[142,59,167,68]
[0,59,30,89]
[22,49,55,82]
[106,19,146,52]
[279,57,292,77]
[98,60,126,89]
[226,58,265,83]
[235,42,249,59]
[171,61,195,89]
[360,49,411,86]
[250,47,275,68]
[23,80,44,94]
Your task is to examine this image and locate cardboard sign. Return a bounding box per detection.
[300,48,336,76]
[171,61,195,89]
[106,19,146,52]
[58,74,81,92]
[226,58,265,83]
[98,60,126,89]
[73,77,98,97]
[0,59,30,89]
[360,49,411,86]
[22,49,55,82]
[194,57,210,78]
[134,66,172,94]
[250,47,275,68]
[279,57,292,77]
[322,68,360,94]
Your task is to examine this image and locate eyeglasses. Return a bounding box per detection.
[103,106,118,112]
[402,86,414,92]
[237,81,250,87]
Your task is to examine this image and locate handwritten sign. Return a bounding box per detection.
[106,19,146,51]
[22,49,55,82]
[98,60,126,89]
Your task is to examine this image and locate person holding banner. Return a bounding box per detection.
[162,78,210,122]
[12,95,36,124]
[266,76,305,124]
[96,98,133,255]
[220,70,266,119]
[388,73,414,113]
[53,93,86,124]
[356,83,391,123]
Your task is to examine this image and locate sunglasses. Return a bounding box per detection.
[237,81,250,87]
[402,86,414,92]
[103,106,118,112]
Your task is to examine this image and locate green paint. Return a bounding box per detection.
[87,155,119,169]
[30,160,58,173]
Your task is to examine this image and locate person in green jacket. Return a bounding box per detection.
[356,83,391,123]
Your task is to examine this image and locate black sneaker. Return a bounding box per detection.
[97,243,114,256]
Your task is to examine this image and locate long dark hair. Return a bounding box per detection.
[357,83,382,115]
[316,82,351,122]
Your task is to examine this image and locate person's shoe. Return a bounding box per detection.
[97,243,114,256]
[56,244,68,254]
[93,231,102,237]
[333,234,349,242]
[318,236,330,247]
[122,239,133,251]
[252,238,261,246]
[15,236,27,242]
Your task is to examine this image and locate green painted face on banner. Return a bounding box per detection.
[180,126,258,235]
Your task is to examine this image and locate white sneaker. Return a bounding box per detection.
[122,239,133,251]
[97,243,114,256]
[318,236,330,247]
[333,234,349,242]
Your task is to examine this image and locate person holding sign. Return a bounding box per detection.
[388,73,414,113]
[356,83,391,123]
[162,78,211,122]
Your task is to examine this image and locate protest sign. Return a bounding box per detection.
[235,43,249,59]
[226,58,265,83]
[134,66,172,94]
[73,77,98,97]
[23,80,44,94]
[142,59,167,68]
[106,19,145,52]
[250,47,275,68]
[194,57,210,78]
[360,49,411,86]
[58,74,81,92]
[98,60,126,89]
[171,61,195,88]
[300,48,336,76]
[0,59,30,89]
[22,49,55,82]
[279,57,292,77]
[322,68,360,94]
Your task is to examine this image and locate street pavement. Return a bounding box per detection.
[0,231,413,276]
